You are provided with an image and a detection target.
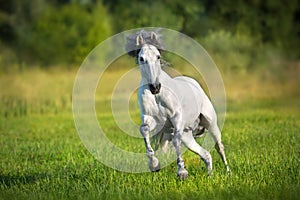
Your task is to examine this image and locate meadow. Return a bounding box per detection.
[0,63,299,199]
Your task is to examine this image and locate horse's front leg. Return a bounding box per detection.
[171,115,188,179]
[140,115,160,172]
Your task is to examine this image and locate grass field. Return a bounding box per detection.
[0,67,299,199]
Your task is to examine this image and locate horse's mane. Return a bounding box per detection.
[125,30,164,58]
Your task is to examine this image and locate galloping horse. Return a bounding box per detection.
[126,31,230,179]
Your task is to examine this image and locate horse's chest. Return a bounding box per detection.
[141,92,169,121]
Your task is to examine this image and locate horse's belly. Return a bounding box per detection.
[181,99,201,127]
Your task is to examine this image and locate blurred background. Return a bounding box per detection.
[0,0,299,116]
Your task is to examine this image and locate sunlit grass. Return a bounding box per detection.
[0,106,299,199]
[0,65,299,199]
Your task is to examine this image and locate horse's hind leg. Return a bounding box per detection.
[208,123,230,173]
[181,130,213,175]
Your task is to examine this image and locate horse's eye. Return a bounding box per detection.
[139,57,144,63]
[157,55,161,60]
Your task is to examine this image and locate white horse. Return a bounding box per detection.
[127,31,230,179]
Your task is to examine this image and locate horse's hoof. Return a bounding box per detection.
[150,163,160,172]
[149,157,160,172]
[177,169,188,180]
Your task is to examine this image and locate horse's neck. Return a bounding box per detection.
[160,70,173,82]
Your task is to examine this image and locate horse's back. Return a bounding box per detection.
[174,76,202,93]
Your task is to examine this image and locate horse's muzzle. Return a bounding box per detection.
[149,83,161,95]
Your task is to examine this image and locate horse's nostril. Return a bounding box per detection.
[149,84,154,90]
[149,83,161,94]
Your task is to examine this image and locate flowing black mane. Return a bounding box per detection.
[125,30,164,58]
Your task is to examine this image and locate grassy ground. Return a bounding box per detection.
[0,67,299,199]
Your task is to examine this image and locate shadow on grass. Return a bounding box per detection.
[0,173,51,187]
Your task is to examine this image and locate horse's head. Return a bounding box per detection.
[137,33,162,95]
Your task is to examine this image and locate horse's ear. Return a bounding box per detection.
[136,34,144,46]
[150,32,158,43]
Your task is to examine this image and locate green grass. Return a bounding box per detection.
[1,104,299,199]
[0,68,299,199]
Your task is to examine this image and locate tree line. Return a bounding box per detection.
[0,0,299,68]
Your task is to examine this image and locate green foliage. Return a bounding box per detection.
[104,0,209,36]
[0,0,299,69]
[105,0,183,32]
[24,2,111,65]
[209,0,300,58]
[199,30,267,72]
[0,0,112,66]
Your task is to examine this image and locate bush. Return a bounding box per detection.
[17,2,112,66]
[199,30,278,73]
